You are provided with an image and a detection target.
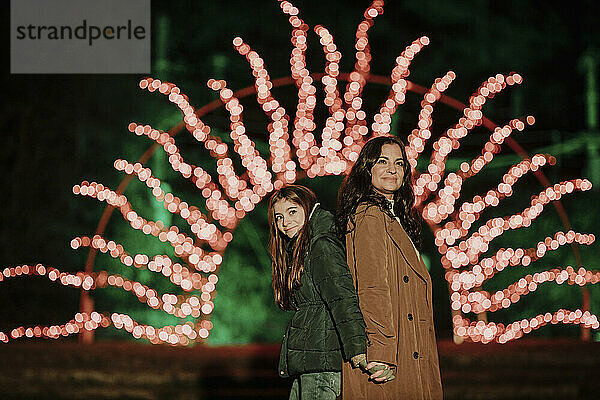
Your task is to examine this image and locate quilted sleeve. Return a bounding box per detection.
[310,236,367,360]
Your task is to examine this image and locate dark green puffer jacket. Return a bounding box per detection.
[278,205,367,378]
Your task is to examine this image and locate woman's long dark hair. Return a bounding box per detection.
[336,136,422,248]
[268,185,317,311]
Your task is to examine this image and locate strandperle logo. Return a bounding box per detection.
[11,0,150,74]
[15,19,147,46]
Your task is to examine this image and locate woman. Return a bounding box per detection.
[268,185,370,399]
[337,136,443,399]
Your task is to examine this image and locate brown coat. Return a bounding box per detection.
[342,203,443,399]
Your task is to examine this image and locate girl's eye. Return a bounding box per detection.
[289,210,296,215]
[377,159,386,164]
[396,161,404,167]
[275,215,282,221]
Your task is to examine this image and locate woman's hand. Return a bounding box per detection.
[351,354,395,382]
[365,361,395,382]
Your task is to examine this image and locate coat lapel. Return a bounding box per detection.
[385,216,429,284]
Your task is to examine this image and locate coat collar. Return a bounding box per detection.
[356,202,429,283]
[385,216,429,283]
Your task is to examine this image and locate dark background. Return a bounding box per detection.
[1,0,598,345]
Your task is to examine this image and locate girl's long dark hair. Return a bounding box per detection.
[336,136,422,248]
[268,185,317,311]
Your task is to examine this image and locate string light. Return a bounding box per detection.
[451,267,600,314]
[0,311,214,345]
[416,73,523,206]
[446,231,595,291]
[453,309,599,344]
[114,158,227,250]
[279,0,318,171]
[233,37,294,186]
[70,236,214,293]
[437,178,592,265]
[0,263,214,319]
[343,0,383,132]
[74,180,222,272]
[422,118,537,224]
[407,71,456,171]
[372,36,430,138]
[128,92,240,229]
[312,25,347,177]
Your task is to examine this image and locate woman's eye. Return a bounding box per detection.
[377,159,386,164]
[275,215,282,221]
[289,210,296,215]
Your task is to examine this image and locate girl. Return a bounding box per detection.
[268,184,369,399]
[337,136,443,399]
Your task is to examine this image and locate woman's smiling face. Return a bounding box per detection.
[273,199,306,239]
[370,143,405,199]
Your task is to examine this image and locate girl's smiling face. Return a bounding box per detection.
[273,199,306,239]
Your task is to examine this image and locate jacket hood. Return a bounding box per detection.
[308,204,336,241]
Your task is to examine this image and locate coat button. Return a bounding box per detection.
[407,313,413,321]
[281,370,285,375]
[403,275,409,283]
[413,352,419,359]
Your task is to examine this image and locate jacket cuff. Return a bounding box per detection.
[343,338,368,361]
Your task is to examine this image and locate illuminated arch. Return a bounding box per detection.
[1,0,597,345]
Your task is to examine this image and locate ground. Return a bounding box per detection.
[1,339,598,399]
